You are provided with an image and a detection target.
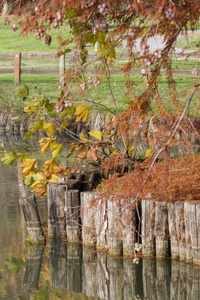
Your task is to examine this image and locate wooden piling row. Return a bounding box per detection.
[19,182,200,265]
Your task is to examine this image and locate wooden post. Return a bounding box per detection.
[19,194,46,243]
[175,201,186,260]
[154,201,169,258]
[65,190,80,242]
[142,198,155,257]
[189,202,200,265]
[48,183,66,238]
[121,198,137,256]
[184,201,192,262]
[14,52,21,83]
[106,197,123,255]
[95,198,108,250]
[59,54,65,85]
[81,191,97,246]
[23,244,45,291]
[168,202,179,259]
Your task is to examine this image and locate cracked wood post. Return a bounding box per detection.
[48,183,66,238]
[81,191,97,246]
[121,198,137,256]
[65,189,80,242]
[59,54,65,85]
[189,202,200,265]
[95,198,108,250]
[19,194,46,243]
[154,201,169,258]
[142,197,155,257]
[184,201,192,263]
[106,197,123,255]
[168,202,179,259]
[175,201,186,260]
[14,52,21,83]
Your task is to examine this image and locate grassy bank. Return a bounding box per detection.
[0,73,200,118]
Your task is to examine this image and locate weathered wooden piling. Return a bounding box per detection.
[19,194,46,243]
[184,201,193,262]
[168,202,179,259]
[48,183,66,238]
[65,189,80,242]
[106,197,123,255]
[175,201,186,260]
[142,197,155,257]
[154,201,169,258]
[81,191,97,245]
[95,198,108,250]
[121,199,137,256]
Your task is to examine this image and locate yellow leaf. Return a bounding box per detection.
[19,159,37,177]
[88,130,103,141]
[51,143,63,158]
[128,143,135,156]
[39,138,52,154]
[106,133,114,139]
[57,119,68,131]
[75,105,90,122]
[43,122,55,135]
[43,158,58,173]
[66,144,76,158]
[37,172,47,180]
[145,147,154,158]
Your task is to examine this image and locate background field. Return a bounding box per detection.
[0,17,200,118]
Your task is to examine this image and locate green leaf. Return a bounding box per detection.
[59,107,69,119]
[120,95,131,104]
[1,151,22,165]
[15,85,29,97]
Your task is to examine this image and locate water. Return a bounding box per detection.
[1,136,200,299]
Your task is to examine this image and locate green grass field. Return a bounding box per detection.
[0,17,200,119]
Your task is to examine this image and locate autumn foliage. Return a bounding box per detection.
[1,0,200,201]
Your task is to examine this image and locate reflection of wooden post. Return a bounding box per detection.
[17,159,24,188]
[14,52,21,83]
[59,54,65,84]
[23,244,45,291]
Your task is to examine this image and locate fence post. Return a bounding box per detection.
[59,54,65,85]
[14,52,21,83]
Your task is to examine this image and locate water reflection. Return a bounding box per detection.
[1,137,200,299]
[16,240,200,299]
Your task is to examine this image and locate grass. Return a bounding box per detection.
[0,73,200,119]
[176,32,200,51]
[0,16,200,119]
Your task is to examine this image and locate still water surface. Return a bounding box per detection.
[1,159,200,299]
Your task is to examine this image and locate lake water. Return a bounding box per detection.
[1,135,200,299]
